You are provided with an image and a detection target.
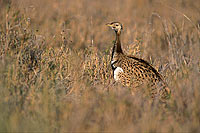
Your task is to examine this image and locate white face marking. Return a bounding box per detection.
[114,67,124,81]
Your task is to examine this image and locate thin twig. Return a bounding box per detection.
[156,1,200,34]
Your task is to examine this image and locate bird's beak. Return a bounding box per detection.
[106,23,112,27]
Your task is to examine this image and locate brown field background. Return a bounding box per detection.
[0,0,200,132]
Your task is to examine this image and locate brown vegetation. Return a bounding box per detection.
[0,0,200,132]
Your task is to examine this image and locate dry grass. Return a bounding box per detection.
[0,0,200,132]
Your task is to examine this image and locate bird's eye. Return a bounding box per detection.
[116,24,119,26]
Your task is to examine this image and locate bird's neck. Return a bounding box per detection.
[111,30,123,70]
[114,31,123,53]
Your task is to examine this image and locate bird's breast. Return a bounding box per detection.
[114,67,124,81]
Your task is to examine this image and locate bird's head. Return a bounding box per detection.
[106,22,123,34]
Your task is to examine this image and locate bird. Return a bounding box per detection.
[106,21,170,99]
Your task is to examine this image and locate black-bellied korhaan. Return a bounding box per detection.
[106,22,170,99]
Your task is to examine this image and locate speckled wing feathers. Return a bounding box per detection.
[113,53,169,98]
